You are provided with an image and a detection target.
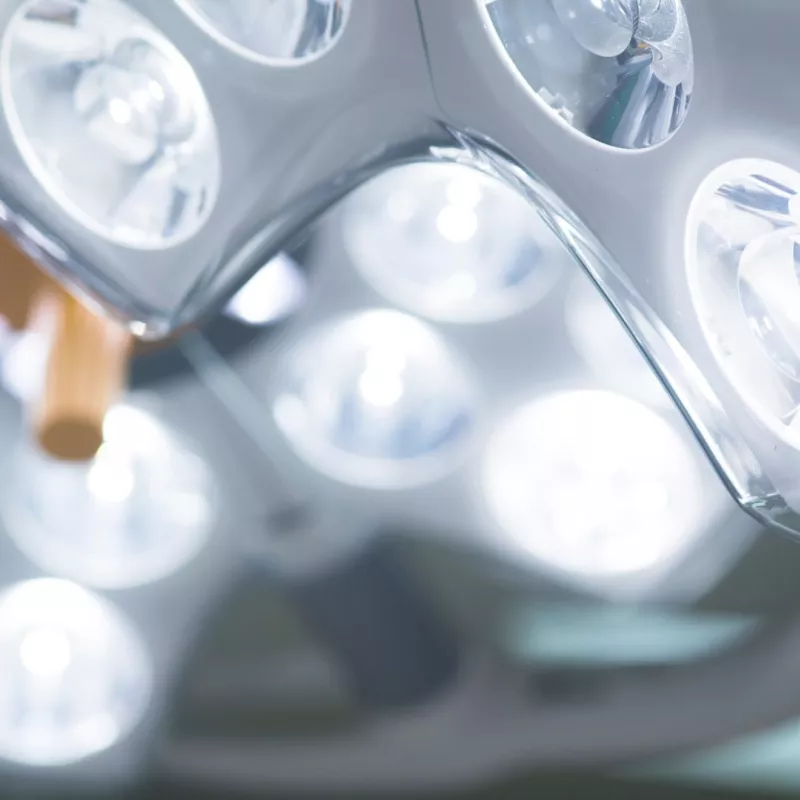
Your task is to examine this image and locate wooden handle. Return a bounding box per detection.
[0,233,48,331]
[34,287,132,462]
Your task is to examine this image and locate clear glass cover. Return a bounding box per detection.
[342,162,564,323]
[480,0,693,148]
[0,579,151,766]
[175,0,352,66]
[2,405,214,588]
[272,309,477,488]
[1,0,220,249]
[565,271,669,406]
[482,390,708,581]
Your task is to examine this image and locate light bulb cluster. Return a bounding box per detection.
[267,160,728,594]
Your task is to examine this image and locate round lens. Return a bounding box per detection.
[342,163,564,323]
[3,405,214,588]
[686,159,800,450]
[479,0,693,149]
[482,391,707,580]
[273,310,477,488]
[0,579,151,766]
[1,0,221,248]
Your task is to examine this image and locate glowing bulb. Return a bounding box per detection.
[482,391,707,582]
[273,310,476,488]
[176,0,351,65]
[343,163,564,322]
[0,579,151,766]
[2,406,214,588]
[1,0,220,248]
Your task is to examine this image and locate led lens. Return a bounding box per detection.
[176,0,351,65]
[3,405,214,588]
[686,159,800,451]
[480,0,693,148]
[342,163,564,323]
[482,391,707,581]
[0,579,151,766]
[273,310,476,487]
[1,0,220,248]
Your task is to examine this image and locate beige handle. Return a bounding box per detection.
[34,287,132,462]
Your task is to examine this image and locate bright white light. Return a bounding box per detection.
[176,0,351,66]
[86,444,136,504]
[482,391,707,582]
[224,253,307,327]
[686,159,800,450]
[19,629,72,679]
[3,405,214,588]
[273,310,476,488]
[565,272,670,406]
[1,0,220,248]
[0,579,151,766]
[343,163,564,323]
[436,205,478,243]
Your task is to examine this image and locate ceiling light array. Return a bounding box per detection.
[0,0,793,774]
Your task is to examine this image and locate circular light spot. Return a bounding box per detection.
[482,391,706,580]
[0,579,151,766]
[1,0,221,248]
[3,405,214,588]
[273,310,477,488]
[479,0,693,149]
[342,163,564,323]
[175,0,351,66]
